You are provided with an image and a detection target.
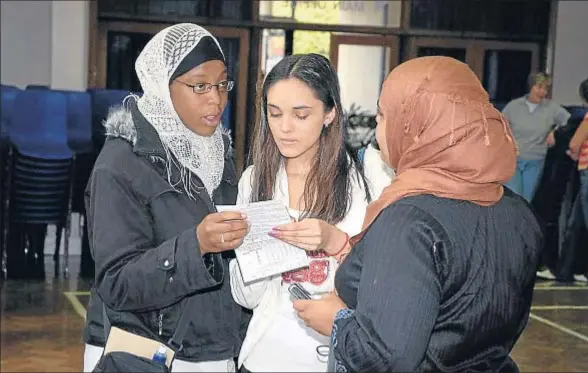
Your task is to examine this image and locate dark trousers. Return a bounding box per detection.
[557,169,588,280]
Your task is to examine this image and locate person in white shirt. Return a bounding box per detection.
[229,53,393,372]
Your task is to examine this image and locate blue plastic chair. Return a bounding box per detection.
[1,85,21,277]
[60,90,94,257]
[65,91,93,154]
[87,88,131,115]
[4,89,74,278]
[26,85,49,90]
[87,89,132,150]
[7,151,72,278]
[1,86,20,142]
[12,155,71,225]
[9,89,72,160]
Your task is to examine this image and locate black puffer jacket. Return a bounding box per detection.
[82,100,250,362]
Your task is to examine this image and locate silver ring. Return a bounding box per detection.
[220,233,225,244]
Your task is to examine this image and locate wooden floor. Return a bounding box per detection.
[1,257,587,372]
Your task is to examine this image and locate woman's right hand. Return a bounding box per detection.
[197,211,249,254]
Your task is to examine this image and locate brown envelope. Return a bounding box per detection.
[104,326,175,367]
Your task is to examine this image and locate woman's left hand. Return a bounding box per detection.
[270,218,347,254]
[546,130,556,147]
[293,292,347,336]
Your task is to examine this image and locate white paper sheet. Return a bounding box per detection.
[217,200,310,283]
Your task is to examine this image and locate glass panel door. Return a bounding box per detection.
[406,37,475,66]
[405,37,540,106]
[106,31,150,92]
[330,34,399,148]
[482,49,533,103]
[416,46,467,62]
[474,41,539,104]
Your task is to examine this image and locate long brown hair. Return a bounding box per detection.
[248,54,370,224]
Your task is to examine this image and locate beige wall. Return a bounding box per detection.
[51,1,89,91]
[1,0,89,91]
[551,1,588,106]
[1,1,52,88]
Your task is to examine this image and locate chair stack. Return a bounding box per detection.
[0,86,136,279]
[4,88,73,278]
[88,88,134,150]
[1,85,20,275]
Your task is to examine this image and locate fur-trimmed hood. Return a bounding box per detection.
[103,105,138,145]
[102,103,234,152]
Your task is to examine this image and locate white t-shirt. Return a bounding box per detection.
[244,208,336,371]
[233,147,395,372]
[525,100,539,113]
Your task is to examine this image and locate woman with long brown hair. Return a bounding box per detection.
[229,53,392,372]
[295,56,543,372]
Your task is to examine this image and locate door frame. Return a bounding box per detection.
[469,40,540,79]
[405,36,477,68]
[329,33,400,73]
[405,36,540,80]
[92,21,250,173]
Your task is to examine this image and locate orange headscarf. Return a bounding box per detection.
[350,56,517,245]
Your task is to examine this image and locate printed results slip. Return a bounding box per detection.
[217,200,310,283]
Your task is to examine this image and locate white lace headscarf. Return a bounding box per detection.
[133,23,226,199]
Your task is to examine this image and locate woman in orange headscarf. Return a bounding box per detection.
[294,56,543,372]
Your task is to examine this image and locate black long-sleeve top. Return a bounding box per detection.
[333,190,543,372]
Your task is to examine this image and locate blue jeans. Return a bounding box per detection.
[505,158,545,202]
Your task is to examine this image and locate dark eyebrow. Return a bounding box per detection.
[186,69,227,79]
[267,104,312,110]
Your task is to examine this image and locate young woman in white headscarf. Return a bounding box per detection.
[82,23,250,372]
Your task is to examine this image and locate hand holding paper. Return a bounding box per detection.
[270,218,348,254]
[197,211,249,254]
[217,200,310,283]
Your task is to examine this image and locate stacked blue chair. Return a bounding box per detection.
[1,85,21,277]
[25,85,49,90]
[1,85,19,142]
[76,88,131,277]
[64,90,94,276]
[87,88,131,151]
[66,91,94,155]
[5,89,73,278]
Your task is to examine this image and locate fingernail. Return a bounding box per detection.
[268,231,277,237]
[241,213,247,219]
